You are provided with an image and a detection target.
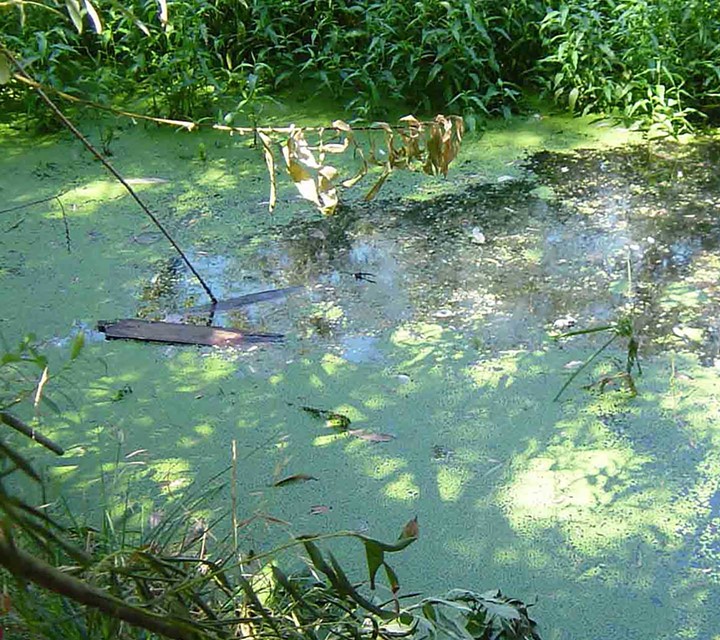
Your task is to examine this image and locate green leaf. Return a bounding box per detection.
[65,0,83,33]
[384,562,400,593]
[270,565,307,606]
[300,537,335,578]
[70,332,84,360]
[479,598,521,621]
[568,87,580,112]
[364,538,385,589]
[0,55,10,85]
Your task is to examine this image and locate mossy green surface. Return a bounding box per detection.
[2,109,720,639]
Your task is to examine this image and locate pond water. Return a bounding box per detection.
[2,114,720,639]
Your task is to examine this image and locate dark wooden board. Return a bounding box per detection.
[97,319,283,347]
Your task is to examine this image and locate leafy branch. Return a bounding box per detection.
[1,49,465,217]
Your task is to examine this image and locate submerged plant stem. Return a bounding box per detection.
[554,333,618,402]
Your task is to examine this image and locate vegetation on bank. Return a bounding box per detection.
[1,0,719,135]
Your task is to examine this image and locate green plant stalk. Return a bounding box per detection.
[553,333,618,402]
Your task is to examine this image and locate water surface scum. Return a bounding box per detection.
[2,123,720,639]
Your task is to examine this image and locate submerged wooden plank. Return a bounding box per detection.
[186,286,304,313]
[97,319,283,346]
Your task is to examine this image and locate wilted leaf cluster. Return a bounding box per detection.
[263,115,464,215]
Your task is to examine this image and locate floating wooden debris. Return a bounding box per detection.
[97,319,283,347]
[186,286,304,314]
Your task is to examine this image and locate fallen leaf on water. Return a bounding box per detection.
[310,505,331,515]
[348,429,395,442]
[300,405,351,430]
[400,516,419,540]
[672,325,704,342]
[326,412,351,430]
[273,473,318,487]
[262,514,291,526]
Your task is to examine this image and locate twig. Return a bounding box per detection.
[55,195,72,253]
[4,217,24,232]
[1,45,217,305]
[231,440,239,563]
[11,72,438,135]
[0,411,64,455]
[0,193,62,215]
[553,334,618,402]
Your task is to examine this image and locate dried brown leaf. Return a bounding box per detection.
[398,115,422,127]
[65,0,83,32]
[258,131,277,212]
[342,146,368,188]
[283,131,322,207]
[273,473,318,487]
[318,165,339,215]
[400,516,419,540]
[348,429,395,442]
[290,129,321,169]
[33,366,49,410]
[320,140,350,154]
[364,166,392,201]
[156,0,168,26]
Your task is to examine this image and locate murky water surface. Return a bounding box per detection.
[3,121,720,639]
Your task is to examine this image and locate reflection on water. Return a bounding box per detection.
[139,140,720,366]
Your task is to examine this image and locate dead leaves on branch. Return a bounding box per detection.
[262,115,464,215]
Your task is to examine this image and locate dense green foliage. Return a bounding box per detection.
[1,0,719,132]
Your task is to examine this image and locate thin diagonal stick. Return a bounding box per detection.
[55,196,71,253]
[553,333,618,402]
[1,44,217,304]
